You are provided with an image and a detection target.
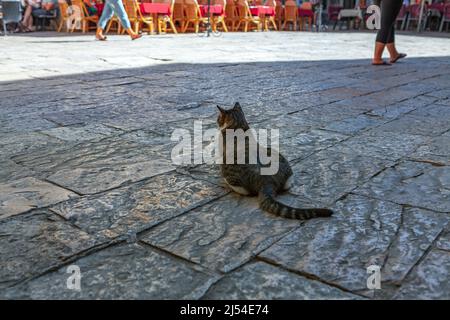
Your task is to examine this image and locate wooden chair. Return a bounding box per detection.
[183,0,208,33]
[225,0,239,31]
[154,0,178,33]
[282,0,297,31]
[122,0,154,34]
[57,0,71,32]
[235,0,262,32]
[263,0,277,31]
[173,0,185,32]
[298,1,313,31]
[274,0,283,30]
[212,0,228,32]
[71,0,98,33]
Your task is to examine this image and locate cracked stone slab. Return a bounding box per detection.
[264,192,448,297]
[409,104,450,119]
[40,124,123,142]
[0,159,35,183]
[50,172,226,239]
[394,249,450,300]
[374,114,450,137]
[259,194,403,293]
[408,131,450,166]
[0,132,62,158]
[12,136,176,194]
[0,177,78,220]
[366,95,436,119]
[141,194,299,273]
[321,114,384,135]
[288,150,392,205]
[326,130,428,161]
[278,129,349,162]
[1,243,218,300]
[0,114,58,134]
[203,261,360,300]
[381,207,449,284]
[355,161,450,212]
[0,210,102,290]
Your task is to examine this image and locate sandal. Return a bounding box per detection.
[372,60,392,66]
[131,33,142,41]
[390,53,407,63]
[96,35,107,41]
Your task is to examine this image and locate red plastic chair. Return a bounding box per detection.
[327,4,342,30]
[439,3,450,31]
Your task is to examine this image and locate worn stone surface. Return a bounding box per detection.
[50,173,226,239]
[1,32,449,299]
[0,177,78,220]
[355,161,450,213]
[288,150,392,205]
[12,136,176,194]
[1,243,218,300]
[0,210,102,290]
[203,262,360,300]
[327,130,428,161]
[141,194,299,272]
[40,124,123,142]
[374,114,450,137]
[260,195,448,297]
[408,131,450,165]
[394,249,450,300]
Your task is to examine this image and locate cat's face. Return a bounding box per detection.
[217,102,249,130]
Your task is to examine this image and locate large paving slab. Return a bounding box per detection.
[394,249,450,300]
[288,150,393,205]
[141,194,300,273]
[1,243,218,300]
[50,172,227,239]
[259,194,449,296]
[12,134,176,194]
[355,161,450,213]
[0,210,104,290]
[203,261,360,300]
[0,177,78,220]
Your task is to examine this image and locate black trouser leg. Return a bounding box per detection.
[376,0,403,44]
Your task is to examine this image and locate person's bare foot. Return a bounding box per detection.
[130,33,142,40]
[390,53,407,63]
[95,28,107,41]
[372,59,391,66]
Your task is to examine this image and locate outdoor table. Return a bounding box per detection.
[140,2,172,15]
[199,4,224,16]
[249,6,275,16]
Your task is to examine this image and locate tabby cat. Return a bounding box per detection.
[217,102,333,220]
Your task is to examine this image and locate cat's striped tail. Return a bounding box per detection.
[258,184,333,220]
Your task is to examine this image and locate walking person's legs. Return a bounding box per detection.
[385,1,407,63]
[372,0,405,65]
[109,0,141,39]
[96,1,114,40]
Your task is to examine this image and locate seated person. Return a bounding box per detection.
[31,0,58,18]
[84,0,99,16]
[18,0,41,32]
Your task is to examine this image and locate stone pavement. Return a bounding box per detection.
[0,32,449,299]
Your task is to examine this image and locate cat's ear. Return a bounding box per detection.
[233,102,242,111]
[217,105,225,114]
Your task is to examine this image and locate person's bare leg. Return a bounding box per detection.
[96,28,107,40]
[125,28,142,40]
[372,41,389,65]
[387,43,407,63]
[21,6,33,31]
